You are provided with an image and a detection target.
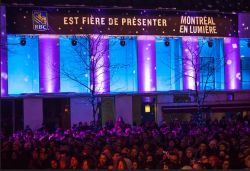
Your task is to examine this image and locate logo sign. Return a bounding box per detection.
[32,10,48,31]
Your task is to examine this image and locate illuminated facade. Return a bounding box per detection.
[1,35,249,95]
[1,5,250,129]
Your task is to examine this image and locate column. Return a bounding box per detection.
[23,98,43,130]
[90,35,110,93]
[115,95,133,125]
[137,35,156,92]
[182,37,200,90]
[1,6,7,96]
[39,35,60,93]
[70,97,93,126]
[224,37,241,90]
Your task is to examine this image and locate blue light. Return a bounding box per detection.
[199,38,224,90]
[156,37,182,91]
[8,35,39,94]
[240,38,250,57]
[109,36,138,92]
[60,36,89,93]
[240,38,250,89]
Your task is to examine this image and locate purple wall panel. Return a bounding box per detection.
[182,37,199,90]
[1,6,7,96]
[224,37,241,90]
[90,35,110,93]
[39,35,60,93]
[137,35,156,92]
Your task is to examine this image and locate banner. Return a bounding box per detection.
[6,6,238,37]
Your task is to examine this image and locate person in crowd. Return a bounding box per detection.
[196,142,209,159]
[144,154,155,169]
[208,155,220,169]
[1,114,250,169]
[69,155,80,169]
[59,159,67,169]
[244,155,250,169]
[28,148,40,169]
[115,157,128,170]
[200,155,212,169]
[111,152,120,168]
[192,162,204,170]
[208,139,218,156]
[81,159,94,170]
[131,160,140,170]
[97,153,110,169]
[222,160,231,170]
[162,162,169,170]
[181,165,192,170]
[38,148,50,169]
[181,147,195,166]
[50,159,58,169]
[167,152,181,169]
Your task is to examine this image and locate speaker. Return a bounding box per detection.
[208,40,213,47]
[120,37,126,46]
[71,39,77,46]
[20,38,26,46]
[164,40,170,46]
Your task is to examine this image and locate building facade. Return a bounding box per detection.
[1,5,250,131]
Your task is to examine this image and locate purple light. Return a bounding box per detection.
[90,35,110,93]
[224,37,241,90]
[137,35,156,92]
[182,37,199,90]
[1,6,7,96]
[39,35,60,93]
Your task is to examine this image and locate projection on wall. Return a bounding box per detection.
[109,36,138,92]
[6,35,250,95]
[199,38,224,90]
[8,35,39,94]
[240,38,250,89]
[60,36,89,93]
[156,37,183,91]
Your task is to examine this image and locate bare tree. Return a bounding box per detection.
[60,34,127,126]
[162,38,225,125]
[183,38,226,124]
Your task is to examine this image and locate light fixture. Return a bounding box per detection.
[145,104,151,113]
[120,37,126,46]
[164,38,170,46]
[71,38,77,46]
[20,37,26,46]
[208,39,213,47]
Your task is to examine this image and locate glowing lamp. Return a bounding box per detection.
[145,104,151,113]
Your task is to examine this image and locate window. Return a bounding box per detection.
[156,37,183,91]
[240,38,250,90]
[109,36,138,92]
[60,36,89,93]
[8,35,39,94]
[199,38,224,90]
[241,58,250,89]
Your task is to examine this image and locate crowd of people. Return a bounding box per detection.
[1,113,250,169]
